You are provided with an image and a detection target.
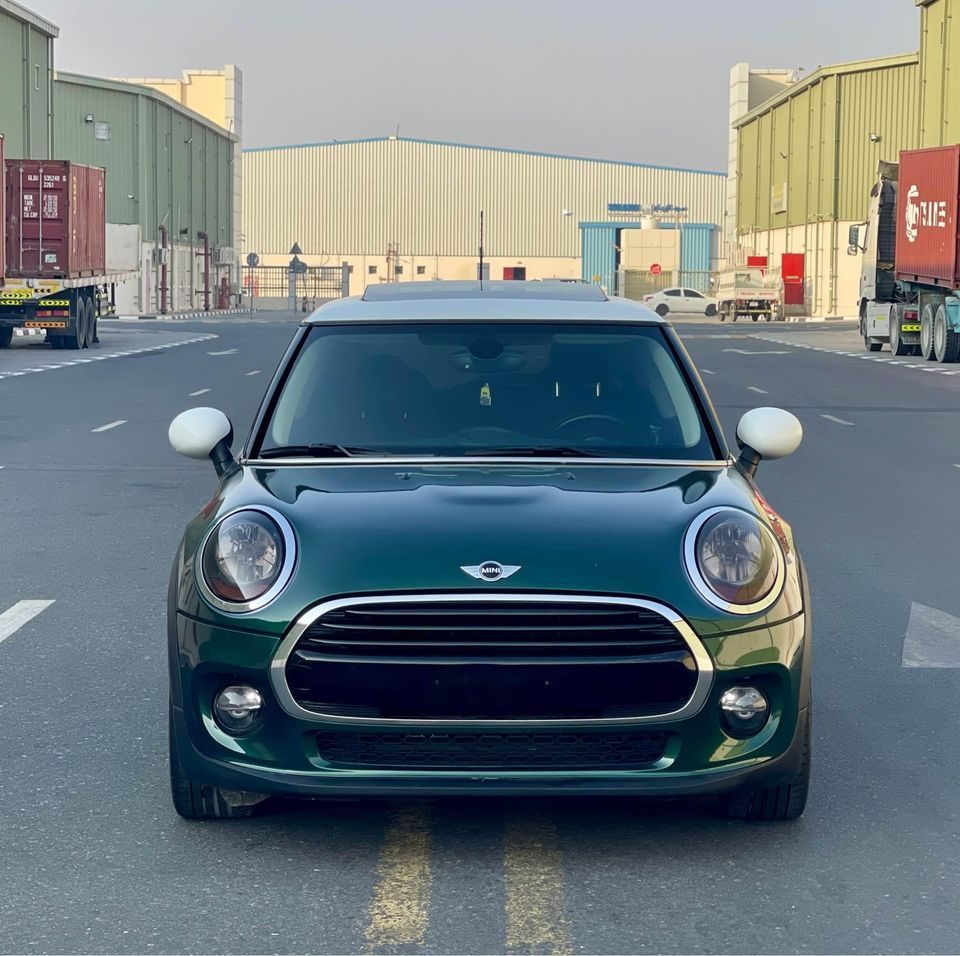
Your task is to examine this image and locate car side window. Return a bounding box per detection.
[664,289,682,297]
[684,289,705,299]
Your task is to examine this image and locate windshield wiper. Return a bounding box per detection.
[463,446,601,458]
[256,443,382,459]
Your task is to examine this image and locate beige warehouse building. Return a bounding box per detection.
[730,0,960,317]
[243,136,726,297]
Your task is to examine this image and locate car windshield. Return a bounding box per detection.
[257,322,716,460]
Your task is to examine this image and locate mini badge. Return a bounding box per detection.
[460,561,520,582]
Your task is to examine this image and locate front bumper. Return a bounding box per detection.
[169,598,809,799]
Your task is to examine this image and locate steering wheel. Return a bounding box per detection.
[551,414,631,441]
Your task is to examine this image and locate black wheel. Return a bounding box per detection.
[726,706,811,821]
[64,300,84,351]
[705,304,717,317]
[719,308,726,322]
[861,304,882,351]
[933,303,960,363]
[752,315,759,322]
[0,327,13,349]
[655,304,669,317]
[169,699,264,820]
[920,302,937,360]
[82,299,94,349]
[890,304,911,356]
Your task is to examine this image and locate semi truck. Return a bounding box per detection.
[0,136,134,350]
[850,145,960,361]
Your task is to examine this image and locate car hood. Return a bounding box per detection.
[177,462,802,635]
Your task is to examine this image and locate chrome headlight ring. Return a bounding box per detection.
[683,506,785,616]
[196,506,298,613]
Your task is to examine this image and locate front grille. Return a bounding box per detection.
[284,598,700,722]
[316,730,670,770]
[297,600,687,660]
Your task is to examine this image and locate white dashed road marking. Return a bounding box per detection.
[245,370,261,376]
[747,386,768,394]
[902,603,960,667]
[208,348,238,356]
[0,335,217,382]
[822,414,854,426]
[189,388,211,396]
[0,600,55,646]
[700,368,716,375]
[91,420,127,433]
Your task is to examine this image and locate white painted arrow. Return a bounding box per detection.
[722,348,792,355]
[902,602,960,667]
[207,348,238,356]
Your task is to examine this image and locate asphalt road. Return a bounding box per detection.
[1,313,958,955]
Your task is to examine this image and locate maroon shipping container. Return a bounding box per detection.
[4,160,106,279]
[0,136,5,286]
[895,145,960,289]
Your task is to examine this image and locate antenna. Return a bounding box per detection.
[478,210,484,290]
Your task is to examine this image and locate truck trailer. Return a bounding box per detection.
[850,146,960,361]
[0,136,135,350]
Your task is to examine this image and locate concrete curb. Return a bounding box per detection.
[101,308,250,321]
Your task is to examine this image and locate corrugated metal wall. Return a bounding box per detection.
[0,6,54,160]
[244,138,726,258]
[918,0,960,147]
[54,74,234,248]
[736,56,920,234]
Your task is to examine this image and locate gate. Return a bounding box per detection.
[617,269,718,301]
[241,263,350,310]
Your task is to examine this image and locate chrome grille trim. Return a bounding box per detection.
[269,593,715,729]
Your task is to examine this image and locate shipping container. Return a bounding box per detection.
[0,136,4,286]
[4,160,106,278]
[895,145,960,289]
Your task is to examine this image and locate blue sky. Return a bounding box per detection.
[40,0,919,170]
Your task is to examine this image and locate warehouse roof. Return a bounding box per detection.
[55,72,239,142]
[733,52,919,129]
[244,135,725,178]
[0,0,58,36]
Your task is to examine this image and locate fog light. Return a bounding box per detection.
[213,685,263,735]
[719,685,769,738]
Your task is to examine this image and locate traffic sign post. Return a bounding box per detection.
[650,263,662,276]
[246,252,259,315]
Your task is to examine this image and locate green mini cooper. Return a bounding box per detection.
[167,281,811,821]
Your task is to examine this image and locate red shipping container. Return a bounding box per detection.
[4,160,106,278]
[895,145,960,289]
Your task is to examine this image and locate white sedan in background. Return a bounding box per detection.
[643,287,718,318]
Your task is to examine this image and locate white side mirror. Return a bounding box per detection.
[736,407,802,475]
[169,407,235,474]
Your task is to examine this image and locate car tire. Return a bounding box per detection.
[726,705,811,822]
[920,303,937,360]
[83,299,97,349]
[705,304,717,317]
[169,698,263,820]
[933,303,960,363]
[752,315,759,322]
[655,304,669,317]
[0,327,13,349]
[64,302,84,351]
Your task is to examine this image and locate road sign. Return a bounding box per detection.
[650,263,662,276]
[290,242,302,256]
[289,255,307,275]
[246,252,260,268]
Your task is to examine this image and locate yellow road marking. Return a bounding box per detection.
[364,804,433,951]
[504,814,572,955]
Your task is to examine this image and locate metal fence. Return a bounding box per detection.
[617,270,718,301]
[241,264,349,308]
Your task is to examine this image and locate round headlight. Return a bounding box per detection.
[685,508,783,613]
[199,508,295,611]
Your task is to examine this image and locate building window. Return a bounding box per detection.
[395,265,404,275]
[368,265,378,275]
[416,265,426,275]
